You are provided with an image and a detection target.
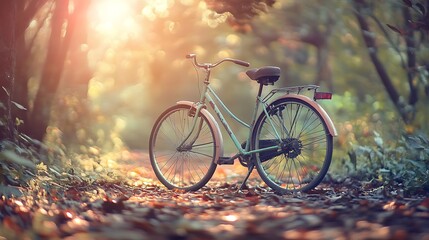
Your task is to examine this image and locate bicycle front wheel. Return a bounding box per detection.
[149,104,217,191]
[253,98,333,193]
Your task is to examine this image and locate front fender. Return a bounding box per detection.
[176,101,224,163]
[271,94,337,137]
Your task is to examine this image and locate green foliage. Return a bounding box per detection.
[0,130,76,192]
[0,140,36,188]
[0,132,128,197]
[205,0,275,28]
[342,131,429,194]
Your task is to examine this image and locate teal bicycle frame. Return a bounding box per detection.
[177,70,281,163]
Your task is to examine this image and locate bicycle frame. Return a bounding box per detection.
[177,70,281,163]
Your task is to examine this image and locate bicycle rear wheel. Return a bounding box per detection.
[149,104,217,191]
[252,98,333,193]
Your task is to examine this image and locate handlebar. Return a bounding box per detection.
[186,53,250,68]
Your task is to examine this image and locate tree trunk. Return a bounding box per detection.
[352,0,411,123]
[13,21,30,132]
[0,1,17,141]
[315,45,333,91]
[26,0,74,141]
[63,0,91,98]
[58,0,92,146]
[12,0,50,133]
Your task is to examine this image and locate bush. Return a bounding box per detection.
[342,131,429,194]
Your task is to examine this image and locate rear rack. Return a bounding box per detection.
[263,85,320,102]
[272,84,320,94]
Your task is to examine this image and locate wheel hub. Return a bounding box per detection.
[281,138,303,158]
[177,144,192,152]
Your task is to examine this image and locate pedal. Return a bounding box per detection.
[218,157,234,165]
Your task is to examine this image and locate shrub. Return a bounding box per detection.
[343,131,429,194]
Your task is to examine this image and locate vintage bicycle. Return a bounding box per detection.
[149,54,337,194]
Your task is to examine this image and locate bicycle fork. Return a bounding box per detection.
[176,103,205,151]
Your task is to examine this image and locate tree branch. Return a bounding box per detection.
[402,5,418,106]
[369,14,407,70]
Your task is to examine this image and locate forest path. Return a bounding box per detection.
[1,151,429,239]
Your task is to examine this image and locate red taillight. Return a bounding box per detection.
[314,92,332,100]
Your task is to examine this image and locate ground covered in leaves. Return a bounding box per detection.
[1,152,429,240]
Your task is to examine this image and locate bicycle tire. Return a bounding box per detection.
[252,98,333,193]
[149,104,217,191]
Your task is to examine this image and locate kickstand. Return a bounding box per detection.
[238,164,254,191]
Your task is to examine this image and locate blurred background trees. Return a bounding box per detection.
[0,0,428,190]
[352,0,429,124]
[212,0,429,124]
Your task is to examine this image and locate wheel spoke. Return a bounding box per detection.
[188,150,214,159]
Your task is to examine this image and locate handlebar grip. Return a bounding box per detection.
[232,59,250,67]
[186,53,196,59]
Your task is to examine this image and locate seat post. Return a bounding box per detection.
[257,83,264,97]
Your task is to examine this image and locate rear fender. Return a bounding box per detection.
[270,94,337,137]
[176,101,224,163]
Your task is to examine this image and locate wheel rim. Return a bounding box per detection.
[151,108,216,189]
[255,100,331,192]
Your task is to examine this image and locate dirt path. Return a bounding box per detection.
[1,151,429,239]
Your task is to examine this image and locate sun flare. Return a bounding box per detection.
[89,0,137,36]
